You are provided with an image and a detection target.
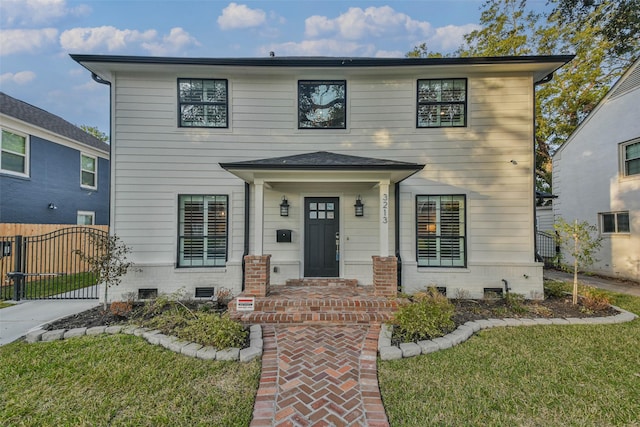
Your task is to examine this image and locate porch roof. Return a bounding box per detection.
[220,151,425,184]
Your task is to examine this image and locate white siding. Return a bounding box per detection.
[107,68,542,299]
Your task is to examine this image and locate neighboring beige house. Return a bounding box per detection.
[553,58,640,281]
[72,54,572,301]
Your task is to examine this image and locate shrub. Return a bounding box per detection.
[581,286,611,312]
[392,287,455,342]
[179,313,248,350]
[544,280,569,299]
[504,292,527,315]
[109,301,132,317]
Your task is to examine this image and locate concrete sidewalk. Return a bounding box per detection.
[544,269,640,297]
[0,299,99,346]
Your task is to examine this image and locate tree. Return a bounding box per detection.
[74,233,135,310]
[554,218,602,305]
[79,125,109,143]
[406,43,445,58]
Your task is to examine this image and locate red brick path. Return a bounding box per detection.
[250,324,389,427]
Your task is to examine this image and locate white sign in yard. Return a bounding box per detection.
[236,297,255,311]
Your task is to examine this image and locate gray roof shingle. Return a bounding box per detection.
[0,92,109,154]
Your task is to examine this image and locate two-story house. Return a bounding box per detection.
[72,54,572,301]
[553,58,639,281]
[0,92,110,225]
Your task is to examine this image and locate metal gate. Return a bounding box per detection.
[1,227,107,300]
[536,230,559,267]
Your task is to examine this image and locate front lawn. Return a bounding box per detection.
[0,271,98,300]
[0,334,260,427]
[378,289,640,426]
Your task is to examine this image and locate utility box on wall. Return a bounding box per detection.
[276,229,292,243]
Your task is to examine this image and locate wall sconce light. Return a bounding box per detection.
[354,195,364,217]
[48,203,57,210]
[279,196,289,217]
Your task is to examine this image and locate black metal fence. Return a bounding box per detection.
[1,227,107,300]
[536,230,559,267]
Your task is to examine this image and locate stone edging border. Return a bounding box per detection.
[378,305,638,360]
[24,324,263,363]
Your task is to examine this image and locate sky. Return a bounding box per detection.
[0,0,551,136]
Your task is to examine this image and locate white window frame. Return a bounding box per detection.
[80,153,97,190]
[600,211,630,234]
[1,128,29,177]
[620,138,640,178]
[77,211,95,225]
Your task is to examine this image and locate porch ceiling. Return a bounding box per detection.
[219,151,425,184]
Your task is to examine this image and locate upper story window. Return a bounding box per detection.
[298,80,346,129]
[81,153,97,189]
[1,129,29,176]
[178,78,228,128]
[416,195,466,267]
[601,211,630,234]
[417,79,467,128]
[622,140,640,177]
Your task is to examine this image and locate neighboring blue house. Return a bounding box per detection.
[0,92,110,225]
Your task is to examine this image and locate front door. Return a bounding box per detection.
[304,197,339,277]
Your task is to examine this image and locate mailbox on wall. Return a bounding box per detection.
[276,229,292,243]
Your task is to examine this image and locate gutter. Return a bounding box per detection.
[90,73,113,231]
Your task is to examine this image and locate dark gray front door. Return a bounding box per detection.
[304,197,339,277]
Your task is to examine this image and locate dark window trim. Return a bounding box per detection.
[621,139,640,177]
[416,78,467,128]
[298,79,347,129]
[177,78,229,129]
[415,194,467,268]
[176,194,229,268]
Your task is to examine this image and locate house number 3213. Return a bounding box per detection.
[382,194,388,224]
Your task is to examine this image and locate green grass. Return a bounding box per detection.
[0,272,98,300]
[0,334,261,427]
[0,301,14,309]
[378,288,640,426]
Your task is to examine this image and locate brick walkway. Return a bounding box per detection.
[250,324,389,427]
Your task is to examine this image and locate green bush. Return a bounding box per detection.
[179,313,248,350]
[581,286,611,312]
[544,280,568,298]
[391,287,455,342]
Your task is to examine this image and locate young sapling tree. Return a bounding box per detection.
[74,232,135,310]
[554,217,602,305]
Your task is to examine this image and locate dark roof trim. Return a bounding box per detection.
[71,54,574,69]
[0,91,109,153]
[220,151,424,171]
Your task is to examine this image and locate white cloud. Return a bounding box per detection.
[0,71,37,85]
[305,6,431,40]
[427,24,480,51]
[60,26,157,52]
[142,27,200,56]
[0,28,58,55]
[264,39,373,57]
[218,3,266,30]
[1,0,89,26]
[374,50,404,58]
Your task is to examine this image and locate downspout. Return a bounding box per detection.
[533,72,554,262]
[395,182,402,291]
[91,73,112,231]
[242,182,250,291]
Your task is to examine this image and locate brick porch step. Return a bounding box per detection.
[228,285,405,325]
[285,278,358,287]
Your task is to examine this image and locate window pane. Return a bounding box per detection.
[626,158,640,176]
[2,130,26,154]
[81,170,95,187]
[81,155,95,172]
[602,214,615,233]
[417,79,466,128]
[1,152,25,173]
[298,81,346,129]
[178,195,227,267]
[178,79,227,128]
[617,213,630,233]
[625,142,640,160]
[416,195,465,267]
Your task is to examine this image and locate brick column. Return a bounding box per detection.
[244,254,271,297]
[372,256,397,297]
